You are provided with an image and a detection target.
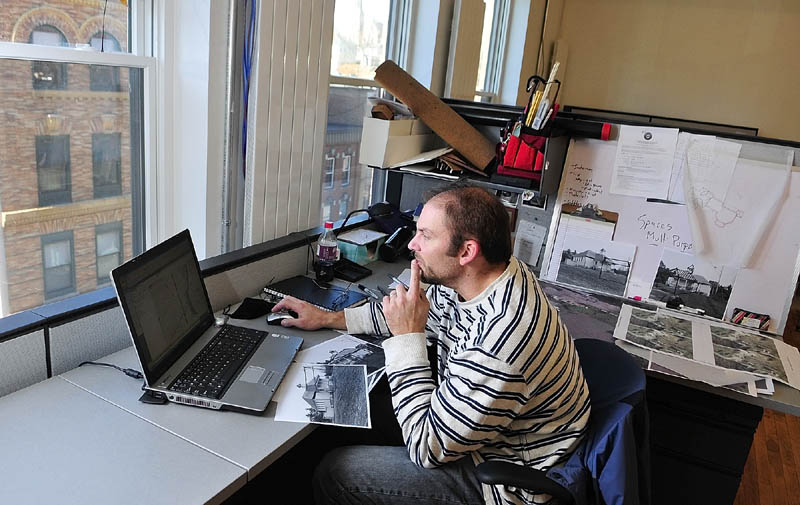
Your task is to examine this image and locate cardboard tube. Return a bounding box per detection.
[374,60,496,172]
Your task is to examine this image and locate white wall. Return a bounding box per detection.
[557,0,800,141]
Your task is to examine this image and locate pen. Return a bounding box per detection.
[387,274,409,289]
[357,284,381,300]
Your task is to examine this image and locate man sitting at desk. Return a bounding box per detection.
[274,184,590,505]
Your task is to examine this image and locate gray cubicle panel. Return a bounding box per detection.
[0,329,47,398]
[204,246,309,311]
[49,306,131,376]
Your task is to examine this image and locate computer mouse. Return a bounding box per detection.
[267,310,298,325]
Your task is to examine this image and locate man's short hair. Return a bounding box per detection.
[424,182,512,265]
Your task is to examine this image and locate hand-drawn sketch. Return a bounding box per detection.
[691,188,744,227]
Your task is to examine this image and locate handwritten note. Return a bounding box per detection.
[614,201,694,299]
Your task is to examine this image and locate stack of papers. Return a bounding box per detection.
[613,304,800,396]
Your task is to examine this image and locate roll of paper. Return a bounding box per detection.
[374,60,496,172]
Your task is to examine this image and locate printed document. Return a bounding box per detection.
[610,125,679,199]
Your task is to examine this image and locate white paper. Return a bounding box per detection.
[613,201,694,299]
[513,219,547,267]
[684,139,792,267]
[337,229,388,245]
[610,125,679,199]
[545,214,616,281]
[668,132,715,203]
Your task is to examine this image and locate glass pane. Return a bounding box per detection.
[46,264,73,293]
[44,240,71,268]
[476,0,495,92]
[97,253,120,282]
[97,230,121,256]
[330,0,390,79]
[0,58,143,316]
[320,85,378,223]
[2,1,130,52]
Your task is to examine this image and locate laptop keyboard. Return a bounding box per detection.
[169,325,266,399]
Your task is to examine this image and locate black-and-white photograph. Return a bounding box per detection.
[556,235,636,296]
[648,249,738,319]
[322,341,384,376]
[495,189,520,208]
[710,326,788,384]
[275,363,370,428]
[624,307,694,360]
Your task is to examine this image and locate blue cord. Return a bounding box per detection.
[241,0,256,178]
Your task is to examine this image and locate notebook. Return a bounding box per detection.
[264,275,369,312]
[111,229,303,414]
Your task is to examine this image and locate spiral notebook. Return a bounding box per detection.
[263,276,368,312]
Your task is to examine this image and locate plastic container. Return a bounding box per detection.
[315,221,339,282]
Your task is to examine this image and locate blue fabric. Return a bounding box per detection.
[540,339,650,505]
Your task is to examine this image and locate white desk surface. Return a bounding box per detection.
[61,326,341,478]
[0,377,246,505]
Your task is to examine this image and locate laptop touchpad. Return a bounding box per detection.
[239,366,266,384]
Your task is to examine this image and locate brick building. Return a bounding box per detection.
[0,1,133,315]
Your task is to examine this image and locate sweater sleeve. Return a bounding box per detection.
[383,338,530,468]
[344,286,439,337]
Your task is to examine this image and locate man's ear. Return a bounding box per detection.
[458,239,480,266]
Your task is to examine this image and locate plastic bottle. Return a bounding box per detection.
[315,221,339,282]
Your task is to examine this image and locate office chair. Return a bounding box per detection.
[476,338,649,505]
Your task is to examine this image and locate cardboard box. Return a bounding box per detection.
[359,117,444,168]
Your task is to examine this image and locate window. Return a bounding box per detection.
[0,1,148,318]
[89,33,122,91]
[322,0,398,221]
[30,25,68,90]
[342,154,351,186]
[323,155,336,189]
[36,135,71,206]
[41,231,75,300]
[93,133,122,198]
[339,193,350,217]
[96,222,122,285]
[475,0,508,103]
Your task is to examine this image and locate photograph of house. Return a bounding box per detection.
[556,235,636,296]
[299,363,369,428]
[649,249,738,319]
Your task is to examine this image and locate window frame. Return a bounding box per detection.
[478,0,509,103]
[29,24,69,90]
[35,134,72,206]
[92,132,123,198]
[95,221,123,285]
[341,154,351,187]
[41,230,76,300]
[323,155,336,189]
[89,32,123,92]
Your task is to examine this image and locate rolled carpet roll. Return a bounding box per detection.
[374,60,496,172]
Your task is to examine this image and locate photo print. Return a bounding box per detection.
[622,306,694,361]
[649,249,738,319]
[556,235,636,297]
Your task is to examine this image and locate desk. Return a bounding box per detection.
[0,377,246,505]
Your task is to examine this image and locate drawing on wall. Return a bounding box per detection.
[556,235,635,297]
[691,188,744,227]
[649,249,737,319]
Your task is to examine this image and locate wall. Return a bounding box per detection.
[557,0,800,141]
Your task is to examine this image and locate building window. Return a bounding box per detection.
[93,133,122,198]
[41,231,75,300]
[36,135,72,206]
[324,155,335,189]
[342,155,351,186]
[29,25,68,90]
[89,33,122,91]
[96,222,123,285]
[339,193,350,217]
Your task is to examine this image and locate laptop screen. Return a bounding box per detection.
[112,230,214,384]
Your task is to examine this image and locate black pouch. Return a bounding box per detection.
[228,297,275,319]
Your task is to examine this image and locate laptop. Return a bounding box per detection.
[111,229,303,414]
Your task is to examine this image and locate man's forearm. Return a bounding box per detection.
[324,310,347,330]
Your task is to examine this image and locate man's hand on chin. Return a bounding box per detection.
[383,260,430,336]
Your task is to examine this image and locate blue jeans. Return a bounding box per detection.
[313,445,485,505]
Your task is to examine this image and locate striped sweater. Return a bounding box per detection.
[344,257,591,505]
